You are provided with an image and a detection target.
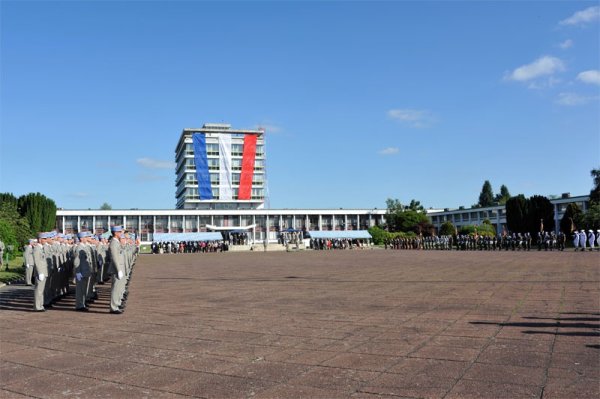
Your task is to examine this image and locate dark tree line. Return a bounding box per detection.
[0,192,57,248]
[505,168,600,234]
[477,181,511,207]
[505,194,555,234]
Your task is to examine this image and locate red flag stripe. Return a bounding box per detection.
[238,134,257,200]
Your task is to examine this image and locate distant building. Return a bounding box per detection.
[56,208,387,243]
[427,194,590,235]
[175,123,266,210]
[55,123,591,242]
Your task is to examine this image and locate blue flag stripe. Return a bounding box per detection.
[192,133,213,200]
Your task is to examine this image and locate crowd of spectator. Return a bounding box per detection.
[150,241,227,254]
[309,238,369,250]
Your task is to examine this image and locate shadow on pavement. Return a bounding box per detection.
[469,317,600,342]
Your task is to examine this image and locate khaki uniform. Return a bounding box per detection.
[32,245,48,311]
[23,244,35,285]
[108,238,126,312]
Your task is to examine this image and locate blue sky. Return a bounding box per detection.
[1,1,599,210]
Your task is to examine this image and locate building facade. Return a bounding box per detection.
[427,194,590,235]
[175,123,266,210]
[56,209,387,243]
[55,123,590,243]
[55,195,589,243]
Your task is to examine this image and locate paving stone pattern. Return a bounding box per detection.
[0,250,598,398]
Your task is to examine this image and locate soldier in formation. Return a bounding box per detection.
[383,230,590,252]
[23,239,36,285]
[108,226,138,314]
[572,229,600,252]
[29,226,137,313]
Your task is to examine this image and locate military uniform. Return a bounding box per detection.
[579,230,587,251]
[73,232,94,311]
[108,226,126,314]
[32,233,50,311]
[23,240,36,285]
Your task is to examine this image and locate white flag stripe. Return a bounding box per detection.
[218,134,233,200]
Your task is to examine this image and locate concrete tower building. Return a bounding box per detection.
[175,123,266,210]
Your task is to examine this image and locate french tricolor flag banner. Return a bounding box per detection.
[192,133,213,200]
[238,134,257,200]
[218,134,233,200]
[193,133,256,201]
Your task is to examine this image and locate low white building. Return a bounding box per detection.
[56,208,387,243]
[427,194,590,235]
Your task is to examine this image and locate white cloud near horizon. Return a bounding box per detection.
[556,92,597,106]
[69,192,90,198]
[559,6,600,26]
[387,109,434,128]
[136,157,176,169]
[558,39,573,49]
[378,147,399,155]
[577,70,600,85]
[255,123,282,134]
[506,56,565,82]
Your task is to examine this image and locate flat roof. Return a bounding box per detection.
[56,208,387,216]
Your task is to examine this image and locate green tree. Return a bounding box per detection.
[407,199,424,212]
[0,193,18,209]
[439,221,456,236]
[582,202,600,231]
[0,202,32,248]
[397,210,432,234]
[590,168,600,204]
[17,193,57,233]
[494,185,511,205]
[478,180,494,207]
[527,195,555,233]
[560,203,583,233]
[506,195,528,233]
[0,220,17,248]
[385,198,432,234]
[368,225,389,245]
[385,198,403,231]
[100,202,112,210]
[0,219,18,262]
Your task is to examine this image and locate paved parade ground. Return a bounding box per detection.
[0,250,599,398]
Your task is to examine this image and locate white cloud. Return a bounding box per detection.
[506,56,565,82]
[558,39,573,49]
[379,147,399,155]
[555,92,597,106]
[577,70,600,86]
[136,157,175,169]
[527,77,562,90]
[255,123,282,134]
[559,6,600,26]
[69,192,90,198]
[387,109,434,128]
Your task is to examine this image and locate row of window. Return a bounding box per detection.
[182,143,264,157]
[431,210,504,224]
[184,187,265,201]
[179,158,265,172]
[61,215,377,232]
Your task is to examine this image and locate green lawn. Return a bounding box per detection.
[139,245,152,254]
[0,255,25,284]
